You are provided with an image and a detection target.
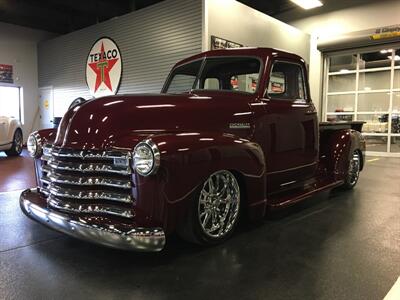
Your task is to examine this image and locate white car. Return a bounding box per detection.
[0,116,23,156]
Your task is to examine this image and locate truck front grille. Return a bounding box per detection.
[39,144,134,219]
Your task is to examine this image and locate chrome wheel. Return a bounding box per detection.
[347,151,360,187]
[198,170,240,238]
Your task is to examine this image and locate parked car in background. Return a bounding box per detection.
[0,116,23,156]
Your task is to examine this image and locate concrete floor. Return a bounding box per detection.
[0,149,36,193]
[0,157,399,300]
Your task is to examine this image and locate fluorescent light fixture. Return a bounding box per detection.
[290,0,323,9]
[339,69,350,73]
[394,55,400,61]
[380,49,393,54]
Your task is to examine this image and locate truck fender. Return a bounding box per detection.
[326,129,365,182]
[132,132,267,233]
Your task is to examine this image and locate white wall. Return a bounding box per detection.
[0,22,55,141]
[282,0,400,115]
[205,0,310,62]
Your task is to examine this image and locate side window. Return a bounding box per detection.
[267,62,306,101]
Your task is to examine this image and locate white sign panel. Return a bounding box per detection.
[86,37,122,98]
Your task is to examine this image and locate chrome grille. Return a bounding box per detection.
[39,144,134,219]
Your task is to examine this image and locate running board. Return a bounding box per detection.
[268,179,344,210]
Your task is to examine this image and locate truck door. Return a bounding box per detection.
[258,60,318,193]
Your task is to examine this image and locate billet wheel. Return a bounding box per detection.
[342,151,360,190]
[5,129,23,156]
[179,170,241,245]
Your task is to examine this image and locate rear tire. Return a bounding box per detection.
[342,151,360,190]
[5,129,23,156]
[178,170,241,245]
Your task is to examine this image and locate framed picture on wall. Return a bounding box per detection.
[211,36,243,50]
[0,64,13,84]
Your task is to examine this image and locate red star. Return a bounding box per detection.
[88,42,119,93]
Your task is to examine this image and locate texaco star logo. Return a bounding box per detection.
[86,37,122,98]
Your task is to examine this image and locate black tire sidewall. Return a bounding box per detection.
[6,130,23,156]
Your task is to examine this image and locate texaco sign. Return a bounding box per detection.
[86,37,122,98]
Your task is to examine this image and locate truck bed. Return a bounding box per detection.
[320,121,364,132]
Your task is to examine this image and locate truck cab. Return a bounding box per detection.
[20,48,366,251]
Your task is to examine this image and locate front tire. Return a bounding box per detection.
[5,129,23,156]
[179,170,241,245]
[342,151,361,190]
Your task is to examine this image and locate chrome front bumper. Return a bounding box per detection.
[20,188,166,252]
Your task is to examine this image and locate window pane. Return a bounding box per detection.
[390,136,400,152]
[358,70,391,91]
[391,113,400,133]
[329,55,357,72]
[166,60,202,94]
[200,57,260,94]
[267,62,305,100]
[357,92,390,112]
[394,49,400,67]
[328,74,356,92]
[327,94,355,113]
[393,92,400,112]
[298,71,305,99]
[0,86,20,119]
[364,135,387,152]
[359,50,392,69]
[394,69,400,89]
[358,114,389,133]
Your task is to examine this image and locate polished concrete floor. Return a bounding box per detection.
[0,157,399,300]
[0,149,36,193]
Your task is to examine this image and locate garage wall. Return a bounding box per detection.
[277,0,400,116]
[0,22,55,141]
[38,0,203,118]
[204,0,310,64]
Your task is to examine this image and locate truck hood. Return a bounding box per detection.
[54,93,253,150]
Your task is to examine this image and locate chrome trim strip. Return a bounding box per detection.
[42,172,132,189]
[48,196,134,218]
[44,160,132,175]
[43,144,131,161]
[266,162,317,175]
[20,189,165,252]
[48,184,133,203]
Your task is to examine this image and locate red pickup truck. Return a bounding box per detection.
[21,48,365,252]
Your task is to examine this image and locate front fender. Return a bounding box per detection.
[132,132,266,233]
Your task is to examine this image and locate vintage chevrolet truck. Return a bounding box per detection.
[20,48,365,252]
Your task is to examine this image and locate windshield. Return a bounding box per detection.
[164,57,261,94]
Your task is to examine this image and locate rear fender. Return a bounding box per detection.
[324,129,365,181]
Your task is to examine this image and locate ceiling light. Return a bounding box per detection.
[339,69,350,73]
[394,55,400,61]
[290,0,323,9]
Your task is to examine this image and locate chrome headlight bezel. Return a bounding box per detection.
[133,139,160,176]
[27,132,43,158]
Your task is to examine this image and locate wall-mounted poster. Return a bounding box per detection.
[86,37,122,98]
[211,36,243,50]
[0,64,13,84]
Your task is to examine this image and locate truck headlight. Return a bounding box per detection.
[27,132,42,158]
[133,139,160,176]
